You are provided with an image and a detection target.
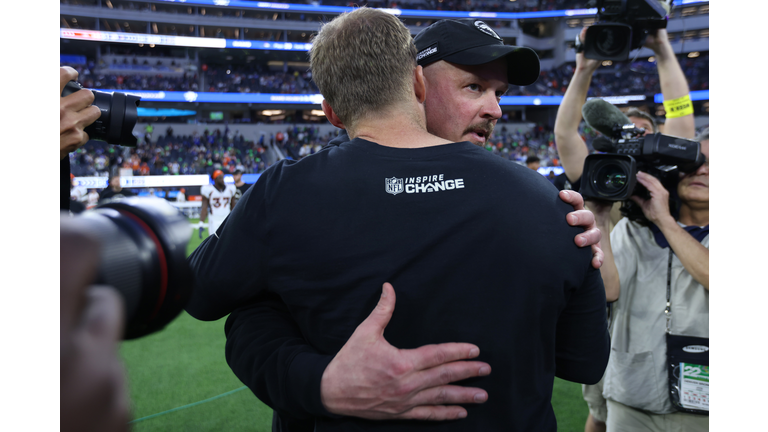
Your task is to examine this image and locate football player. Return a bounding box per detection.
[199,170,236,237]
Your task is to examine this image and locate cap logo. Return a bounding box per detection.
[474,21,501,40]
[417,43,439,62]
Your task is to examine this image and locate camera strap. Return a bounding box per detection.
[651,223,708,249]
[665,249,709,415]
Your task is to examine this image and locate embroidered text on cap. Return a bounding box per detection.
[474,21,501,40]
[417,43,439,62]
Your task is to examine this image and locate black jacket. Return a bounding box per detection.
[187,137,610,432]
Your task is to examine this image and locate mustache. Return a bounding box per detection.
[463,122,495,139]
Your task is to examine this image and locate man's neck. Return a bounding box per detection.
[350,105,451,149]
[678,204,709,227]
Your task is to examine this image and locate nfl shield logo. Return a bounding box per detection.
[385,177,404,195]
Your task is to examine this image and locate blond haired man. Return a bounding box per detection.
[188,9,609,431]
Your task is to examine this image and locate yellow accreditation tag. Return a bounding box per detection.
[663,94,694,118]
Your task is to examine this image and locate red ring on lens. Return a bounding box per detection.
[121,211,168,322]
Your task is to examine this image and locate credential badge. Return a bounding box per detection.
[385,177,404,195]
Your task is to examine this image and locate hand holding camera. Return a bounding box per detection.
[60,66,101,159]
[575,28,601,74]
[641,27,670,55]
[628,171,675,226]
[582,0,670,61]
[578,98,704,224]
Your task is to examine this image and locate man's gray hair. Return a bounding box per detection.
[309,7,417,133]
[625,108,658,134]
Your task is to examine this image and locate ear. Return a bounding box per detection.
[414,65,426,104]
[322,100,345,130]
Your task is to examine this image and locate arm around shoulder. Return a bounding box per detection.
[554,266,610,384]
[225,295,337,420]
[185,181,270,320]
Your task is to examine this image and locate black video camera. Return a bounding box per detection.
[61,80,141,146]
[64,197,193,339]
[583,0,670,61]
[580,128,705,223]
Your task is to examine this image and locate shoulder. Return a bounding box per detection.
[326,130,350,147]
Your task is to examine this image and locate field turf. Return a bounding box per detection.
[119,220,590,431]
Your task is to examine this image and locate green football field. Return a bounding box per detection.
[120,221,590,431]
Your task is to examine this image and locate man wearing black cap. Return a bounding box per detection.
[188,10,609,431]
[414,18,540,147]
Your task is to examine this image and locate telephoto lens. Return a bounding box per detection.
[73,197,193,339]
[60,81,141,147]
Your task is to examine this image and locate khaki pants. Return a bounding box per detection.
[606,399,708,432]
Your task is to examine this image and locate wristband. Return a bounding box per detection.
[663,94,693,118]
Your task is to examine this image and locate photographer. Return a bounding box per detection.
[553,26,701,432]
[61,66,130,431]
[61,218,131,432]
[61,66,100,211]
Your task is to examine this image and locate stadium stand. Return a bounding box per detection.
[62,0,709,200]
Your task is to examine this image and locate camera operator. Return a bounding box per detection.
[554,27,696,193]
[589,128,708,432]
[61,66,100,211]
[553,26,700,432]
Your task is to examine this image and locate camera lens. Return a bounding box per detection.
[61,81,141,147]
[597,166,628,191]
[76,197,192,340]
[595,27,629,58]
[89,90,141,147]
[590,159,632,199]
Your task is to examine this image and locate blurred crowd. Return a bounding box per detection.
[69,124,335,178]
[311,0,589,12]
[203,65,318,94]
[539,54,710,97]
[62,53,708,97]
[61,59,320,94]
[69,120,584,179]
[62,0,590,13]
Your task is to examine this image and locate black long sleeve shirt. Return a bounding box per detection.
[187,138,610,432]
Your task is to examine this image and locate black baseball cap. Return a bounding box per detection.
[414,19,540,86]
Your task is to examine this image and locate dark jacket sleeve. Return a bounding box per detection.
[185,172,271,321]
[224,293,342,424]
[554,266,610,384]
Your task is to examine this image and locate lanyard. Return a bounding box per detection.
[665,248,674,334]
